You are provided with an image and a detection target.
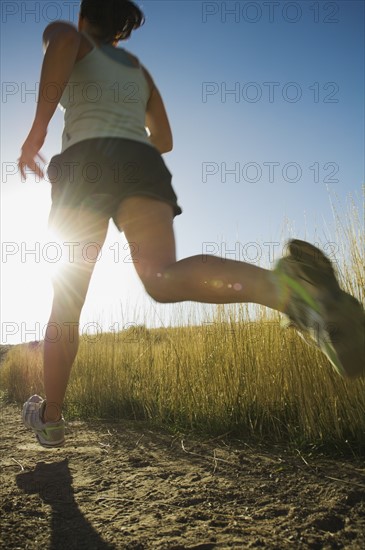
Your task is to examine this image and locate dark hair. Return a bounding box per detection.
[80,0,145,42]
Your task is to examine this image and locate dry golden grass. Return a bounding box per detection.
[1,198,364,452]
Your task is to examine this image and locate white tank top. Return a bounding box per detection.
[59,32,151,152]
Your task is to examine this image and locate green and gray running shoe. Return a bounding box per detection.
[22,395,65,448]
[275,239,365,378]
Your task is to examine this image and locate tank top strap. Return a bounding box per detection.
[81,30,98,48]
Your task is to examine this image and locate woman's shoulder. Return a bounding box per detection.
[117,49,154,96]
[42,21,85,56]
[119,47,141,69]
[118,49,154,88]
[43,21,79,44]
[42,21,96,63]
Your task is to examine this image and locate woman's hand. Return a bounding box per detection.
[18,124,47,180]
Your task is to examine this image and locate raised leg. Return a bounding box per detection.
[117,196,285,311]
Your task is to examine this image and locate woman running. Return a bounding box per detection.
[18,0,365,447]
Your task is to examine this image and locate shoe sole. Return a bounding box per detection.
[36,434,65,448]
[286,240,339,288]
[281,240,365,378]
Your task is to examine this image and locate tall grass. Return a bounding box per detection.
[1,197,364,452]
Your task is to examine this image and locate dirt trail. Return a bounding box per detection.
[1,403,365,549]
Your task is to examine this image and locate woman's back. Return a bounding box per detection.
[59,30,151,152]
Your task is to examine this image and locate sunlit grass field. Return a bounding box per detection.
[1,197,364,453]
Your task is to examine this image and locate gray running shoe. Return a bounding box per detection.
[23,395,65,447]
[275,240,365,378]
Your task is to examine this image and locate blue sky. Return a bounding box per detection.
[1,0,364,344]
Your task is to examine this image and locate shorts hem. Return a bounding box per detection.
[112,192,182,230]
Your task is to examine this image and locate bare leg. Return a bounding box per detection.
[43,207,109,422]
[146,255,282,310]
[42,275,84,423]
[117,197,286,313]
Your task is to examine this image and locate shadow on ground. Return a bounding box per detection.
[16,458,115,550]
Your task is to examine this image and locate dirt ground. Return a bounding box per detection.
[1,403,365,549]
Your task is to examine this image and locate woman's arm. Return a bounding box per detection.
[18,22,81,179]
[142,66,173,154]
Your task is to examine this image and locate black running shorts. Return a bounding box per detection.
[47,138,182,230]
